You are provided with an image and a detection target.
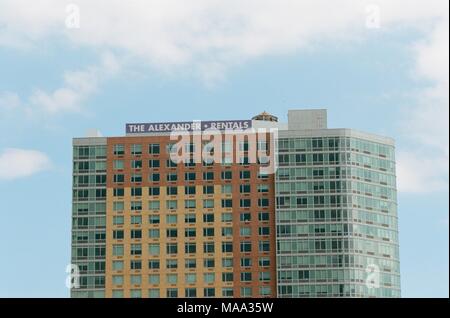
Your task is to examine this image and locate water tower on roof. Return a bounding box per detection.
[252,111,278,122]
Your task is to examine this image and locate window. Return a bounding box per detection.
[240,213,251,222]
[203,199,214,209]
[241,287,252,297]
[166,159,177,168]
[113,144,125,155]
[258,184,269,193]
[112,290,124,298]
[259,227,270,236]
[185,214,196,224]
[166,200,177,210]
[203,185,214,194]
[131,187,142,196]
[241,272,252,282]
[149,159,160,168]
[112,275,123,285]
[130,289,141,298]
[260,287,271,297]
[185,288,197,298]
[203,172,214,180]
[166,215,177,224]
[166,229,178,238]
[221,213,232,222]
[149,187,160,196]
[113,216,124,225]
[113,174,124,183]
[131,160,142,169]
[185,200,196,209]
[240,199,251,208]
[166,259,178,269]
[131,144,142,155]
[113,160,124,170]
[166,243,178,254]
[221,199,232,208]
[112,261,124,271]
[203,213,214,223]
[131,201,142,211]
[185,186,196,195]
[130,275,142,285]
[148,215,160,224]
[240,258,252,267]
[258,198,269,207]
[239,156,250,165]
[221,171,232,180]
[240,241,252,252]
[131,173,142,182]
[185,228,196,238]
[167,274,178,284]
[259,257,270,267]
[130,244,142,255]
[167,289,178,298]
[258,212,269,221]
[148,200,160,211]
[113,230,124,240]
[259,272,271,282]
[222,273,233,282]
[240,184,251,193]
[149,229,160,238]
[148,289,159,298]
[148,260,160,269]
[222,288,233,297]
[113,202,124,212]
[203,242,215,253]
[221,185,232,194]
[113,245,124,256]
[148,244,160,256]
[130,260,142,270]
[259,240,270,252]
[240,170,251,179]
[185,274,197,284]
[222,227,232,237]
[240,227,251,236]
[204,259,215,268]
[203,228,214,237]
[130,229,142,239]
[113,188,124,197]
[204,288,215,297]
[167,186,178,195]
[149,173,160,182]
[222,242,233,253]
[185,243,196,254]
[167,173,177,182]
[185,172,196,181]
[185,259,196,269]
[222,258,233,268]
[149,143,160,154]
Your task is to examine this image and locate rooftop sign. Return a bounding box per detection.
[126,120,252,134]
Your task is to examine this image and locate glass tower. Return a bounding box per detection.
[71,138,107,298]
[275,129,400,297]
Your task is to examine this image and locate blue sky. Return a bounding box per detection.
[0,1,448,297]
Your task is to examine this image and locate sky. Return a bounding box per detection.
[0,0,448,297]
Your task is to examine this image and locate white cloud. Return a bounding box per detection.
[0,92,21,111]
[0,148,51,180]
[0,1,448,192]
[0,1,447,77]
[27,51,121,114]
[396,17,449,193]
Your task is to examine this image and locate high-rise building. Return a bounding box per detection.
[71,109,400,298]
